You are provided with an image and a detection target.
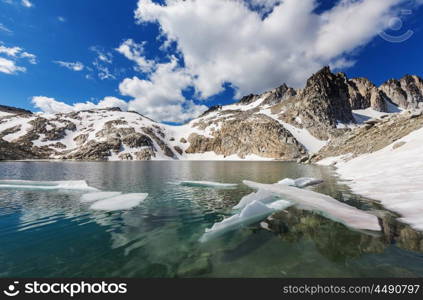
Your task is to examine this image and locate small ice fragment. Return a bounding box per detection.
[278,178,296,186]
[200,199,292,242]
[243,180,380,232]
[0,180,98,191]
[179,180,237,188]
[277,177,323,188]
[89,193,148,211]
[233,189,277,210]
[80,192,122,203]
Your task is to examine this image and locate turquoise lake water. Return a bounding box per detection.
[0,161,423,278]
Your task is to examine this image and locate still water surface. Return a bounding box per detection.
[0,161,422,277]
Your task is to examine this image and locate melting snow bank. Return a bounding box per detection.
[89,193,148,211]
[243,180,381,232]
[0,180,98,191]
[278,177,323,188]
[323,126,423,231]
[179,181,238,188]
[200,199,292,242]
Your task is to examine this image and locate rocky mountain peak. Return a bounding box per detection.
[380,75,423,109]
[298,66,355,129]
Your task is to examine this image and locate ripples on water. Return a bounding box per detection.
[0,161,423,278]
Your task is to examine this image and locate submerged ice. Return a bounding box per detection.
[200,199,292,242]
[278,177,324,188]
[80,192,122,203]
[243,180,381,232]
[179,180,238,188]
[89,193,148,211]
[0,180,98,191]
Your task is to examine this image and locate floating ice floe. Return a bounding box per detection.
[200,199,292,242]
[80,191,122,203]
[243,180,381,232]
[179,180,238,188]
[278,177,324,188]
[0,180,98,191]
[233,189,278,210]
[89,193,148,211]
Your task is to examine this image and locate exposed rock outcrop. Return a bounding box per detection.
[380,75,423,110]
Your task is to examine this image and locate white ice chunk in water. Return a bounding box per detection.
[200,194,292,243]
[80,192,122,203]
[0,180,98,191]
[233,189,278,210]
[89,193,148,211]
[179,180,237,188]
[202,187,295,242]
[243,180,380,232]
[278,177,324,188]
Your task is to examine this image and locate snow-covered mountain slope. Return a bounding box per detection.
[1,67,422,161]
[318,124,423,231]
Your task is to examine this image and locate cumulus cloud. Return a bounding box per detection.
[116,39,154,73]
[53,60,84,71]
[0,43,36,74]
[32,96,129,114]
[133,0,417,99]
[0,57,25,74]
[119,56,207,122]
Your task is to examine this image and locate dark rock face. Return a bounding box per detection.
[301,67,355,126]
[198,105,223,117]
[261,83,297,106]
[122,133,154,148]
[380,75,423,109]
[274,67,355,140]
[185,114,306,159]
[0,139,38,160]
[0,105,32,115]
[347,78,387,112]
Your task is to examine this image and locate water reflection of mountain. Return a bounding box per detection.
[265,207,423,259]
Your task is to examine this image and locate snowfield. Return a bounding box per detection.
[319,126,423,231]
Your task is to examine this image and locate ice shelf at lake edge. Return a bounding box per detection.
[319,126,423,231]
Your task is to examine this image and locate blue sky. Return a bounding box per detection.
[0,0,422,123]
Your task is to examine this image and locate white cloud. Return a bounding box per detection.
[0,43,36,73]
[21,0,32,8]
[88,46,117,80]
[90,46,113,64]
[119,56,207,123]
[0,57,25,74]
[93,60,116,80]
[53,60,84,72]
[32,96,129,114]
[0,45,22,57]
[0,23,12,34]
[20,51,36,64]
[134,0,417,99]
[116,39,154,73]
[57,16,66,23]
